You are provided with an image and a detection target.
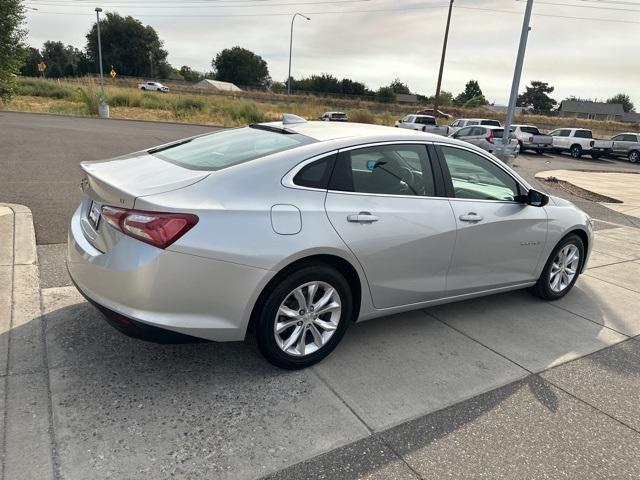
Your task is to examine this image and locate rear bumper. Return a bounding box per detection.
[67,204,274,342]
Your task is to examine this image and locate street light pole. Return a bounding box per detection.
[95,8,105,99]
[433,0,454,114]
[95,7,109,118]
[501,0,534,160]
[287,13,310,96]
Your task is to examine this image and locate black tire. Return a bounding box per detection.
[255,264,352,369]
[140,87,146,91]
[629,150,639,163]
[570,145,582,158]
[536,149,545,155]
[529,234,585,301]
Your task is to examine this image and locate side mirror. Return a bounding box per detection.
[526,189,549,207]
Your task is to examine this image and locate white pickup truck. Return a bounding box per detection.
[548,128,613,159]
[511,125,553,154]
[138,81,170,93]
[395,114,450,136]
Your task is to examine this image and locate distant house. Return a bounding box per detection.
[558,100,624,121]
[193,79,243,92]
[622,111,640,124]
[396,93,418,104]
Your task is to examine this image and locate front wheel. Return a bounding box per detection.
[530,234,584,300]
[255,265,352,369]
[629,150,639,163]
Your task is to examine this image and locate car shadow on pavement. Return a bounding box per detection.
[19,281,637,480]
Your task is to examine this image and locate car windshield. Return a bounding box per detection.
[519,126,540,134]
[481,120,501,126]
[150,126,315,171]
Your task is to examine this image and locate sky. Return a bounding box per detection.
[22,0,640,106]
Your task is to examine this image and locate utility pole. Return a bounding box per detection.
[501,0,534,160]
[148,51,153,78]
[287,13,310,96]
[95,7,109,118]
[433,0,454,114]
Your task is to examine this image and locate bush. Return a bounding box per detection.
[76,85,101,115]
[108,92,141,107]
[17,79,76,99]
[139,93,172,110]
[228,102,266,124]
[348,109,375,124]
[173,97,206,112]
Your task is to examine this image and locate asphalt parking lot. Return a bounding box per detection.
[2,112,640,479]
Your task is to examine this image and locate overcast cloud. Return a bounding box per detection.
[23,0,640,106]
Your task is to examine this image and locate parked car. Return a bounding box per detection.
[511,125,553,154]
[321,112,348,122]
[68,117,592,369]
[548,128,613,159]
[415,108,453,120]
[395,114,450,136]
[450,125,520,156]
[138,81,170,92]
[449,118,502,133]
[608,132,640,163]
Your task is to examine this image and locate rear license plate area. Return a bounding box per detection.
[88,201,101,229]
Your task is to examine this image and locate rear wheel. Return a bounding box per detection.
[570,145,582,158]
[629,150,639,163]
[140,87,146,91]
[255,265,352,369]
[530,234,584,300]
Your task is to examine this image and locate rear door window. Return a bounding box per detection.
[622,134,639,142]
[574,130,593,139]
[330,144,436,197]
[481,120,501,126]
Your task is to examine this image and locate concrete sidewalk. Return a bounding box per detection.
[2,203,640,479]
[536,169,640,219]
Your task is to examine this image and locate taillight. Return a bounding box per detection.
[101,206,198,249]
[486,130,495,144]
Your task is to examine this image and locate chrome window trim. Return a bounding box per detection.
[433,141,531,203]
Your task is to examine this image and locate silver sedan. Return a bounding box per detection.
[68,116,593,369]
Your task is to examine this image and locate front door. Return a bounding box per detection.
[325,143,457,309]
[437,145,548,295]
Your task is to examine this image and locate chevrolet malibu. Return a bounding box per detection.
[68,116,593,369]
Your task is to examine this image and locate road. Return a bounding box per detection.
[0,111,216,245]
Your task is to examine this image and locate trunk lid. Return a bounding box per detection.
[81,151,210,208]
[79,151,210,252]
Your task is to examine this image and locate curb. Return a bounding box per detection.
[0,203,37,266]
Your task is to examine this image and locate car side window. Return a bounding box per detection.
[467,121,479,126]
[470,127,484,136]
[574,130,592,139]
[611,134,623,141]
[559,130,571,137]
[456,127,472,137]
[440,146,520,202]
[623,134,638,142]
[293,154,336,189]
[330,144,436,197]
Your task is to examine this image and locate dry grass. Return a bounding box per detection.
[3,78,638,136]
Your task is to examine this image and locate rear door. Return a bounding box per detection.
[436,144,548,295]
[325,143,457,308]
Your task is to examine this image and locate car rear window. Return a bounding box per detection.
[481,120,501,126]
[519,126,540,134]
[150,126,315,171]
[415,116,436,125]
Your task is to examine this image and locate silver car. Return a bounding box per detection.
[68,117,593,369]
[450,125,520,156]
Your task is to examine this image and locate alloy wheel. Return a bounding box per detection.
[549,244,580,293]
[630,151,639,163]
[274,281,342,356]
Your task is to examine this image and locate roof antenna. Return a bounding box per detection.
[282,113,307,125]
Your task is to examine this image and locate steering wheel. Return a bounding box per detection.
[398,166,422,195]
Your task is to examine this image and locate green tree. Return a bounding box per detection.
[19,47,42,77]
[212,46,270,87]
[517,81,557,113]
[40,41,86,78]
[389,78,411,94]
[376,85,396,103]
[340,78,369,96]
[179,65,203,82]
[607,93,635,113]
[454,80,488,107]
[86,13,171,78]
[437,90,453,106]
[0,0,27,102]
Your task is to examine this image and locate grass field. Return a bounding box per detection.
[2,78,637,137]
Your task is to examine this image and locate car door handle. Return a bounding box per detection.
[347,212,380,223]
[459,212,483,223]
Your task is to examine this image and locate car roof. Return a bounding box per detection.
[413,114,435,118]
[511,124,537,128]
